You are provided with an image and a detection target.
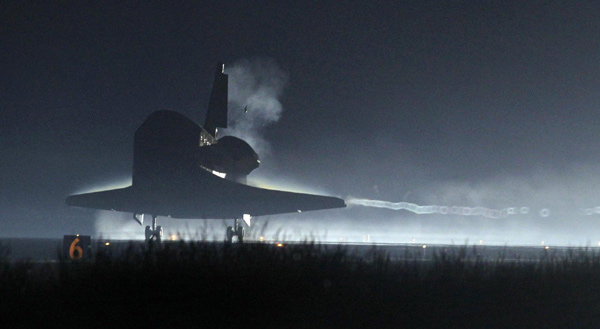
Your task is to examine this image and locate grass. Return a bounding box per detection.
[2,240,600,328]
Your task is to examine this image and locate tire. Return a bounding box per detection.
[226,226,234,243]
[237,226,245,243]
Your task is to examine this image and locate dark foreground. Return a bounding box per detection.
[2,240,600,328]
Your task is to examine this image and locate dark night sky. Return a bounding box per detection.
[2,1,600,243]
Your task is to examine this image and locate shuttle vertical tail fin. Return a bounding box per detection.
[204,63,228,138]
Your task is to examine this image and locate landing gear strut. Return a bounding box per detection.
[144,215,163,242]
[226,218,245,243]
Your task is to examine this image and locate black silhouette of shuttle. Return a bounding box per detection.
[66,63,346,242]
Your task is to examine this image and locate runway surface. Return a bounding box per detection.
[1,237,596,263]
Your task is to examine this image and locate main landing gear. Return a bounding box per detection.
[226,218,245,244]
[134,213,163,242]
[145,216,163,243]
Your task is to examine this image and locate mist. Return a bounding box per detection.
[89,163,600,246]
[84,54,600,248]
[89,57,600,247]
[333,164,600,246]
[85,56,600,246]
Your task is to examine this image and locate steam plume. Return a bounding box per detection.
[223,58,288,156]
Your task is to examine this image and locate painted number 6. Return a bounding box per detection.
[69,238,83,260]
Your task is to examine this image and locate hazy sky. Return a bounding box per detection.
[2,1,600,244]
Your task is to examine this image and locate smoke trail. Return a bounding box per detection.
[346,198,529,219]
[223,58,288,156]
[583,207,600,216]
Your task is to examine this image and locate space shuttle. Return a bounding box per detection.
[66,63,346,242]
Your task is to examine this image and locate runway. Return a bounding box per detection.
[1,237,596,263]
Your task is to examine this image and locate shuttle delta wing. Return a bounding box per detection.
[179,169,346,218]
[66,173,345,219]
[226,184,347,217]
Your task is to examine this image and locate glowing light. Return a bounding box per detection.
[259,236,265,242]
[211,170,226,179]
[170,234,178,241]
[544,246,550,250]
[422,245,427,249]
[276,243,284,247]
[541,241,545,246]
[105,242,110,246]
